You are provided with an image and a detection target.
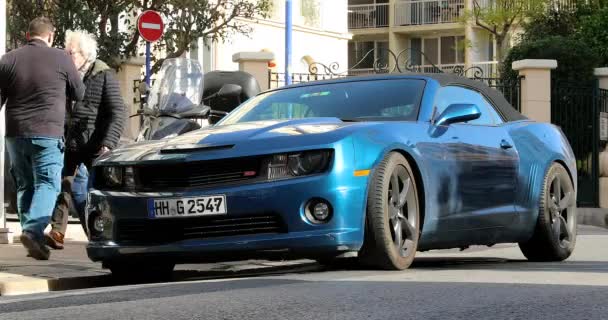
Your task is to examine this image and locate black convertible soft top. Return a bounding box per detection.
[423,73,527,122]
[277,73,528,123]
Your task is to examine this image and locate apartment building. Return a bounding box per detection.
[347,0,497,76]
[190,0,350,75]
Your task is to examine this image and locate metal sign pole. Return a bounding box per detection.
[285,0,292,86]
[145,41,151,85]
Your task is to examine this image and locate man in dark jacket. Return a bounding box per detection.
[45,30,126,249]
[0,17,85,260]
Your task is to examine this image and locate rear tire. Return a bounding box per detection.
[359,152,420,270]
[519,163,577,261]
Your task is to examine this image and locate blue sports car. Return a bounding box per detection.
[86,74,577,276]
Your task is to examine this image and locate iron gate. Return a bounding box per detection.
[552,81,607,207]
[269,47,521,111]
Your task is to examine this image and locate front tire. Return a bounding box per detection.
[359,152,420,270]
[519,163,577,261]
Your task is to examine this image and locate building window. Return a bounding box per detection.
[423,38,439,65]
[348,41,389,69]
[411,36,465,66]
[441,37,455,64]
[301,0,321,27]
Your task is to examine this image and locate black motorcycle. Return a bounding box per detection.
[134,58,260,141]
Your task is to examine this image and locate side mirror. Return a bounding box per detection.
[217,84,242,98]
[138,82,151,95]
[180,105,211,119]
[434,104,481,126]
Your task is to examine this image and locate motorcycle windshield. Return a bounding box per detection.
[148,58,204,114]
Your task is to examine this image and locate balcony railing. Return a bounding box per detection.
[394,0,465,26]
[470,61,499,77]
[348,4,390,29]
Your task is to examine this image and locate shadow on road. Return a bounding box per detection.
[46,262,322,292]
[321,256,608,274]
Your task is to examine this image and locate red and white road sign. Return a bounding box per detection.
[137,10,164,42]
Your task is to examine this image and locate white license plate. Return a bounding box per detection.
[148,195,227,218]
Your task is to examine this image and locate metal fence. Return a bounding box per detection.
[269,71,521,112]
[269,72,350,89]
[477,77,522,112]
[551,81,606,207]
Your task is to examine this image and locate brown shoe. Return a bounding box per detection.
[20,232,50,260]
[44,230,65,250]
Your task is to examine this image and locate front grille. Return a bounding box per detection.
[137,157,262,190]
[116,214,286,245]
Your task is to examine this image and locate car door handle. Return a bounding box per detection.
[500,140,513,149]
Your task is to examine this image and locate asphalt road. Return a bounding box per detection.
[1,225,607,320]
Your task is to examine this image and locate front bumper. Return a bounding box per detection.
[86,173,368,263]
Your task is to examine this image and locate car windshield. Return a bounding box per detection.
[219,79,425,125]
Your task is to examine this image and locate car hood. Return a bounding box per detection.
[96,118,370,165]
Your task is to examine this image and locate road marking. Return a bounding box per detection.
[141,23,161,30]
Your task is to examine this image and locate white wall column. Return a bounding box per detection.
[232,52,275,91]
[464,0,495,76]
[388,32,408,72]
[595,68,608,208]
[116,58,145,140]
[512,59,557,123]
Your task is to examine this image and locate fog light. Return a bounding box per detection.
[313,203,330,221]
[305,199,333,224]
[93,215,106,233]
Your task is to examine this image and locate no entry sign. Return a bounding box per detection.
[137,10,164,42]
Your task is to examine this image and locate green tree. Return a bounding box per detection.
[145,0,272,73]
[462,0,547,62]
[501,35,599,84]
[577,6,608,67]
[502,1,608,84]
[6,0,272,73]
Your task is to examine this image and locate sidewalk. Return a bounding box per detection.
[0,240,317,296]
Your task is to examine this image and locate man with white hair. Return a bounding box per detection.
[45,30,126,249]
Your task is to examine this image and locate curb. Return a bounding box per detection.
[0,262,319,296]
[0,273,50,296]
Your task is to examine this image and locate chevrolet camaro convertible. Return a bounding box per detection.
[87,74,577,276]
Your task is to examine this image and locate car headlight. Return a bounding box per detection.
[95,166,136,190]
[265,150,332,180]
[102,167,123,187]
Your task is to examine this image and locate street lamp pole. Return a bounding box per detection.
[285,0,292,85]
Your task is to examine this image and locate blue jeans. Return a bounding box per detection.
[6,137,64,240]
[72,164,88,218]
